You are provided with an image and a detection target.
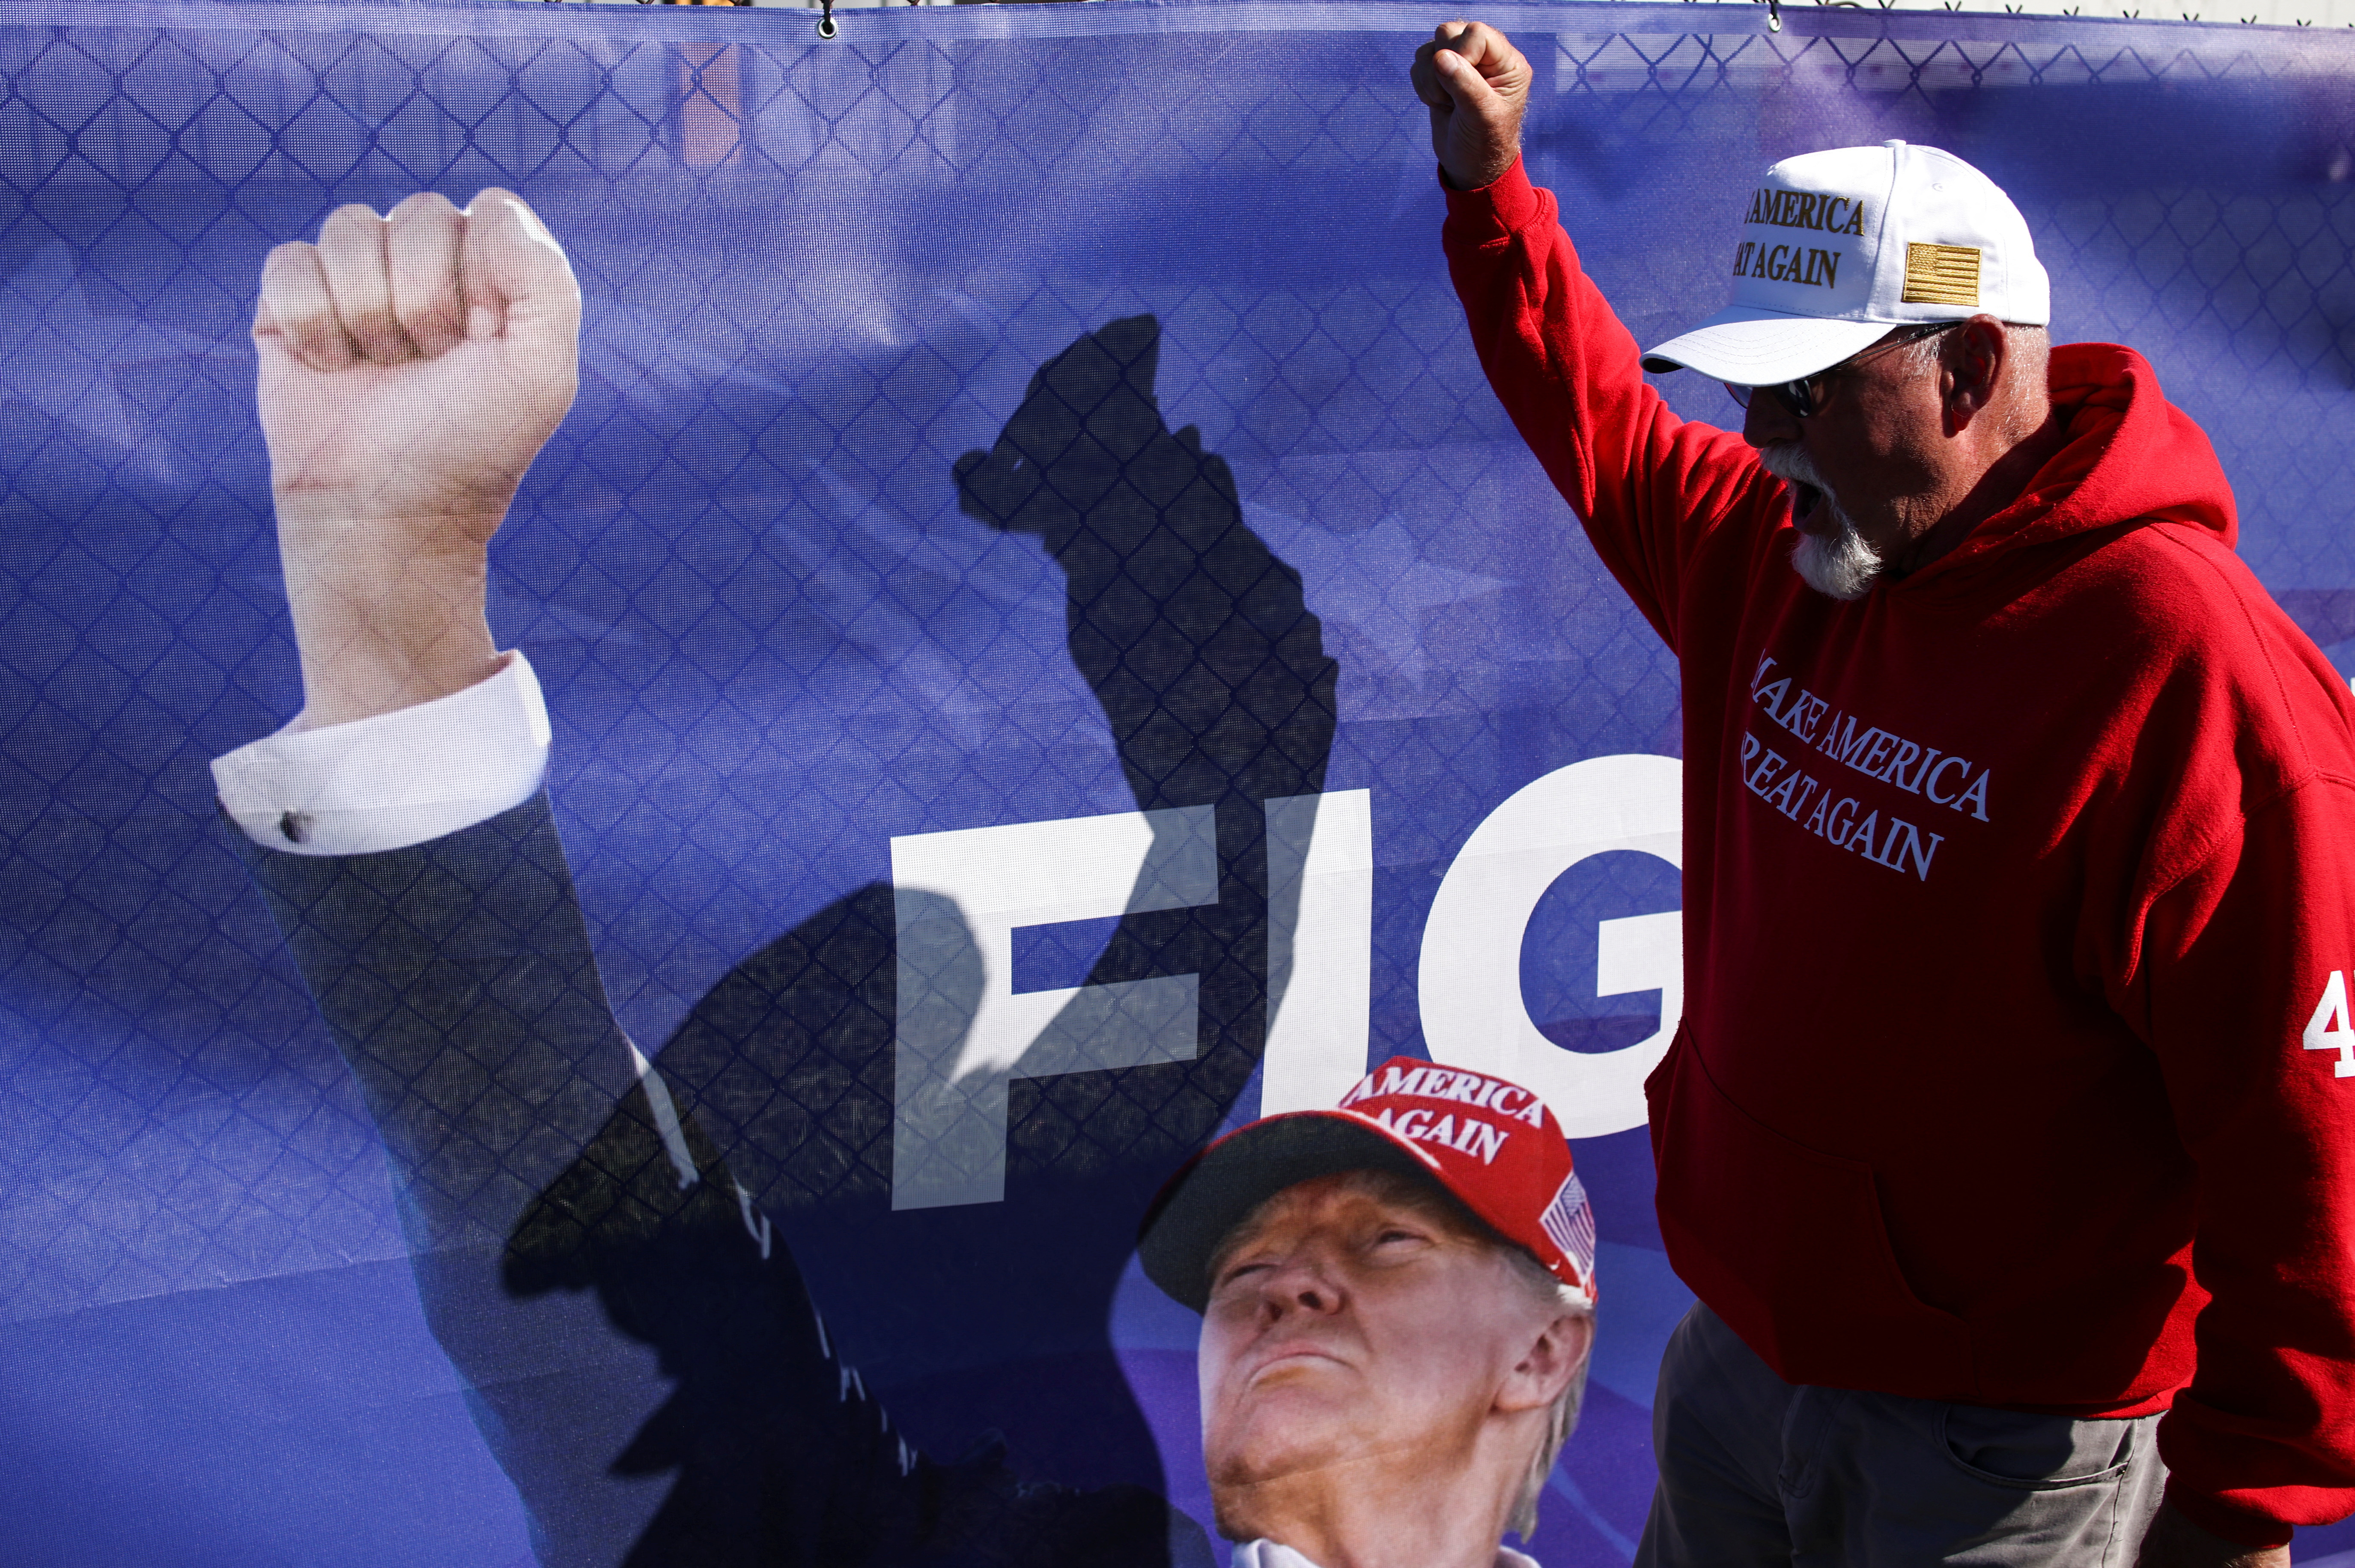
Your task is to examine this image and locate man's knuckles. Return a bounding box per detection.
[387,249,467,357]
[257,246,357,370]
[391,292,466,358]
[390,190,463,225]
[314,206,425,364]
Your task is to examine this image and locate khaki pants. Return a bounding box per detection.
[1637,1304,2168,1568]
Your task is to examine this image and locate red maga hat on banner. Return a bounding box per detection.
[1137,1056,1597,1312]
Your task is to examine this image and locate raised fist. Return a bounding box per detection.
[1409,21,1532,194]
[253,190,579,728]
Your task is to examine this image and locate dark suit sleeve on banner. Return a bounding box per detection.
[230,797,1209,1568]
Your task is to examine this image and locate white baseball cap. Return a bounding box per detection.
[1641,140,2050,386]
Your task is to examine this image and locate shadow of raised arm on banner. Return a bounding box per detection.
[949,311,1340,1176]
[515,314,1338,1557]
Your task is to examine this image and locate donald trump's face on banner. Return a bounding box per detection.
[1201,1170,1592,1551]
[1141,1059,1598,1567]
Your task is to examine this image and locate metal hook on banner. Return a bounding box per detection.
[817,0,838,38]
[1766,0,1783,28]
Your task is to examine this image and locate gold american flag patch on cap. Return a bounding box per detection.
[1902,243,1980,306]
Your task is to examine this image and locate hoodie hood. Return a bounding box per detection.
[1907,342,2236,588]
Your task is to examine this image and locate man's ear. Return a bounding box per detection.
[1942,314,2008,433]
[1496,1310,1594,1414]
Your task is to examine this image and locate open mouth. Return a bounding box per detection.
[1787,479,1827,530]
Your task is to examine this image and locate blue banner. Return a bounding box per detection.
[3,1,2355,1563]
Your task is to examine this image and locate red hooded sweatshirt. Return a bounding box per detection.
[1445,160,2355,1547]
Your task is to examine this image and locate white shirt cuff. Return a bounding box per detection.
[211,651,551,857]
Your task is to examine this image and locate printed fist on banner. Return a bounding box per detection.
[252,190,580,728]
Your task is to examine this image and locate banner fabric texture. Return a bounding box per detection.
[3,0,2355,1562]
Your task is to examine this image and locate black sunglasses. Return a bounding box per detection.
[1725,322,1964,420]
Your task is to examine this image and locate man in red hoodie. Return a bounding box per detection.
[1413,20,2355,1568]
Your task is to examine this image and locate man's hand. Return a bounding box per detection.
[254,189,580,729]
[2136,1503,2292,1568]
[1409,20,1531,193]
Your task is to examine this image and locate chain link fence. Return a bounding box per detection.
[2,0,2353,1561]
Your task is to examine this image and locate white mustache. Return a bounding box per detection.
[1755,443,1883,601]
[1756,441,1830,493]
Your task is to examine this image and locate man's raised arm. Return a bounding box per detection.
[220,190,608,1241]
[219,198,1213,1568]
[216,191,577,857]
[1412,21,1776,652]
[256,188,576,729]
[1409,17,1530,195]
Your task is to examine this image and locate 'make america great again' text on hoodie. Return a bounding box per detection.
[1445,160,2355,1549]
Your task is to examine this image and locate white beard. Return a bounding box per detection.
[1758,444,1881,601]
